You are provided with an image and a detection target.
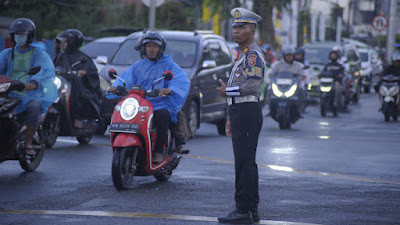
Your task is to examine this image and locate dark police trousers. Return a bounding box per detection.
[229,101,263,212]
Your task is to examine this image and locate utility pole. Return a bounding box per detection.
[385,0,397,59]
[149,0,156,29]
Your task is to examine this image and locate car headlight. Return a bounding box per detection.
[0,82,11,92]
[120,97,140,121]
[284,84,297,97]
[271,83,283,97]
[54,77,61,90]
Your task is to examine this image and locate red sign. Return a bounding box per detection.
[371,15,388,31]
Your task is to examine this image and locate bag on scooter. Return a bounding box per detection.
[172,110,192,143]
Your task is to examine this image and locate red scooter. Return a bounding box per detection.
[108,69,181,190]
[0,66,46,171]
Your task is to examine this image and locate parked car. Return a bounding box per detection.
[81,36,126,73]
[99,30,234,136]
[358,48,383,93]
[303,41,362,102]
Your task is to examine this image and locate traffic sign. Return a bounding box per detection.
[371,15,388,31]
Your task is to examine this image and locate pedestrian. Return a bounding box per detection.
[216,7,265,224]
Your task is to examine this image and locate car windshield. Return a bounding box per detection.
[304,47,331,65]
[111,38,197,68]
[360,52,368,62]
[82,42,120,59]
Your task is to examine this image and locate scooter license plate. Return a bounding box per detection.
[109,123,140,133]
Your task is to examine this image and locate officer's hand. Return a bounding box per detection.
[225,119,231,137]
[216,79,227,97]
[159,88,172,96]
[25,83,36,91]
[108,86,117,94]
[77,70,86,77]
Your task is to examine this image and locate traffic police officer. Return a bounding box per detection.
[216,7,265,224]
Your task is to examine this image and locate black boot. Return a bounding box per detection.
[250,209,260,222]
[217,210,252,224]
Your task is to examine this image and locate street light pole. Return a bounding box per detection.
[149,0,156,29]
[385,0,397,59]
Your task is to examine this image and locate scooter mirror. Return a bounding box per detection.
[27,66,41,75]
[108,69,117,79]
[163,70,173,81]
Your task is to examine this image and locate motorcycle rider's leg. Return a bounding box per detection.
[334,81,341,107]
[23,99,41,155]
[153,109,170,163]
[298,88,304,118]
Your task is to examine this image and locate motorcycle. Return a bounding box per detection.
[319,70,337,117]
[269,71,301,129]
[379,74,399,122]
[0,66,46,171]
[43,57,103,147]
[108,69,181,190]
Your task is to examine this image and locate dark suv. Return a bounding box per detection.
[99,30,234,135]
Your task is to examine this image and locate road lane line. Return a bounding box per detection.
[185,155,400,185]
[56,139,400,185]
[0,209,320,225]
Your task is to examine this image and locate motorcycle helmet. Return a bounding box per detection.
[294,48,305,63]
[391,50,400,62]
[140,32,166,59]
[332,45,343,58]
[9,18,36,44]
[282,47,295,64]
[56,29,84,51]
[320,70,334,78]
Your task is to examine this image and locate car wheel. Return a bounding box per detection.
[188,101,198,136]
[216,119,226,136]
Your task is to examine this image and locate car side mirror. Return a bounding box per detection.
[202,60,217,69]
[96,56,108,65]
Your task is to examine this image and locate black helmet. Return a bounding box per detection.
[320,70,334,78]
[295,48,305,57]
[9,18,36,44]
[140,32,166,59]
[56,29,84,51]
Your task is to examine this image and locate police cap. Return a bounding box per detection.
[230,8,262,27]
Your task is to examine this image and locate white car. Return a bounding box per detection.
[358,48,383,93]
[82,36,126,73]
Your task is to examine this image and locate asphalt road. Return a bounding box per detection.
[1,92,399,225]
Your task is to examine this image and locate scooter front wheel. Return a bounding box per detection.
[112,147,138,191]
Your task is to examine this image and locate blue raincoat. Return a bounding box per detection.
[109,54,190,123]
[0,43,57,113]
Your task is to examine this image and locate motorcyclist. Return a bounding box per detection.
[268,47,308,116]
[53,29,103,127]
[322,50,345,109]
[108,32,190,163]
[382,51,400,77]
[0,18,57,155]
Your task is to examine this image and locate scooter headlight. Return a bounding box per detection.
[284,84,298,97]
[320,85,332,92]
[271,83,283,97]
[0,82,11,92]
[120,97,139,121]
